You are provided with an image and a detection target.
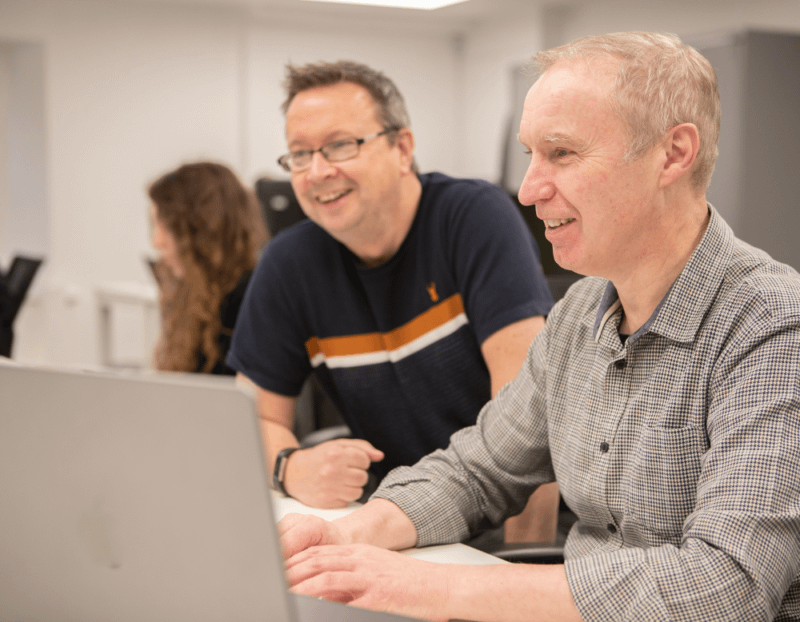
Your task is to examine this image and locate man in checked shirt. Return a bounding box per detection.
[278,31,800,622]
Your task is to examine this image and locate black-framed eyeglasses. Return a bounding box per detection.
[277,127,400,173]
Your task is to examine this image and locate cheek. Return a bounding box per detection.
[290,177,318,217]
[558,171,604,216]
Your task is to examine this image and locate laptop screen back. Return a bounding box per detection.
[0,365,295,622]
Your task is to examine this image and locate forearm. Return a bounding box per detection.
[236,374,300,475]
[443,562,582,622]
[332,498,418,551]
[262,417,299,473]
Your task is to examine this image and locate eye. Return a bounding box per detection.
[553,148,572,158]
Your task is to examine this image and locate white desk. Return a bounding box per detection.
[272,491,506,566]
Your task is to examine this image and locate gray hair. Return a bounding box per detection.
[532,32,720,192]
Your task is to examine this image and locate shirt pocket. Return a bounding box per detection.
[621,423,705,541]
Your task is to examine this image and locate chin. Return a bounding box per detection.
[551,252,574,273]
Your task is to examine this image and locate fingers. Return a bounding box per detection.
[287,439,384,508]
[285,545,446,621]
[341,438,385,463]
[278,513,342,559]
[320,439,383,470]
[286,545,366,601]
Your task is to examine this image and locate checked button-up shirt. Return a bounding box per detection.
[375,207,800,621]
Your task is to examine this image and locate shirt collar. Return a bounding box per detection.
[592,205,734,344]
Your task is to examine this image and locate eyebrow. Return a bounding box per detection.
[542,132,585,148]
[289,131,356,151]
[518,132,588,152]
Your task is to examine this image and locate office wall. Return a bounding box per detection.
[242,19,459,183]
[0,0,463,368]
[0,0,248,366]
[2,0,800,369]
[458,3,544,181]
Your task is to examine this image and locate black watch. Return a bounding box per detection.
[272,447,299,497]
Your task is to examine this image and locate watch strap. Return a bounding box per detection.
[272,447,299,497]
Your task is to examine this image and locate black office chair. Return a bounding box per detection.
[255,179,307,239]
[0,255,44,358]
[490,542,566,564]
[486,501,577,563]
[294,374,351,448]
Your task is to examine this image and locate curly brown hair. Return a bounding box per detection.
[149,162,267,373]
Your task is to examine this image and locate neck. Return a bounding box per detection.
[347,174,422,267]
[615,197,710,335]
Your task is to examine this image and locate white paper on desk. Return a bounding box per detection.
[272,493,361,523]
[271,492,504,566]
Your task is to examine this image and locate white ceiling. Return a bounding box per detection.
[132,0,554,36]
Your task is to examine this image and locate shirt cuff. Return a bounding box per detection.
[371,467,471,547]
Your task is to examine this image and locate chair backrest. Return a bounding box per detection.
[2,255,43,323]
[255,179,306,238]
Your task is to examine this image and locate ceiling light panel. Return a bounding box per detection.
[299,0,468,10]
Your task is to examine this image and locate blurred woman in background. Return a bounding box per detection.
[148,161,267,375]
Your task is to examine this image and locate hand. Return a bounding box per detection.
[286,543,450,622]
[277,512,347,559]
[285,439,384,508]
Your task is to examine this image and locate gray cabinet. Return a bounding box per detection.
[691,30,800,271]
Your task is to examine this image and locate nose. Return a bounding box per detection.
[518,156,556,207]
[305,150,337,183]
[151,221,165,252]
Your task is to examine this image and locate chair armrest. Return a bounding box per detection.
[299,424,352,448]
[486,542,565,564]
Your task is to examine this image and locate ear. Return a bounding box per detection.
[658,123,699,188]
[395,127,416,174]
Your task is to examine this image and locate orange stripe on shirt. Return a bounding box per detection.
[305,293,465,360]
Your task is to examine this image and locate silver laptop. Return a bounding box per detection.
[0,363,419,622]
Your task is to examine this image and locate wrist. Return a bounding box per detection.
[334,498,418,549]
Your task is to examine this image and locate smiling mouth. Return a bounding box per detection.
[544,218,575,229]
[316,188,352,204]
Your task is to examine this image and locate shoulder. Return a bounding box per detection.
[246,219,349,307]
[255,219,344,279]
[718,241,800,329]
[419,172,514,209]
[416,172,525,238]
[261,219,332,261]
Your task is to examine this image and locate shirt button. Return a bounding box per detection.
[607,523,617,534]
[600,442,609,453]
[614,359,626,370]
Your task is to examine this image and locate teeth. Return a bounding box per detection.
[545,218,574,229]
[317,189,350,204]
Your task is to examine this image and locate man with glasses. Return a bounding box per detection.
[227,60,558,544]
[278,34,800,621]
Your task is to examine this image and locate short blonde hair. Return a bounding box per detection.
[532,32,720,192]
